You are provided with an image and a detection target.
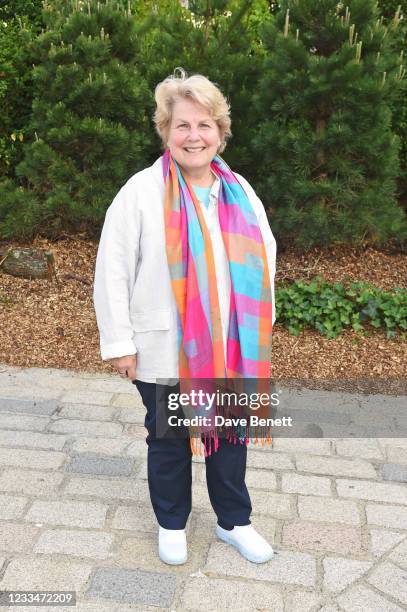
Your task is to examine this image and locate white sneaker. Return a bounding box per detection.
[216,524,274,563]
[158,526,187,565]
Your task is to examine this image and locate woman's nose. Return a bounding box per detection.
[186,127,200,140]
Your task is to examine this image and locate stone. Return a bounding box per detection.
[337,479,407,504]
[180,576,283,611]
[48,419,122,437]
[111,504,158,533]
[85,567,176,608]
[0,494,27,520]
[246,450,295,470]
[337,584,404,612]
[0,557,92,591]
[367,561,407,606]
[282,473,331,496]
[71,437,130,455]
[0,397,59,415]
[296,456,376,478]
[389,538,407,570]
[282,520,362,555]
[34,529,113,559]
[380,463,407,483]
[59,390,114,406]
[204,543,316,587]
[369,529,406,557]
[64,454,135,477]
[298,496,360,525]
[62,476,149,502]
[0,522,39,553]
[0,414,50,431]
[366,503,407,529]
[25,500,108,528]
[323,556,372,592]
[272,438,332,455]
[0,430,66,450]
[0,468,64,495]
[58,403,116,421]
[0,448,66,470]
[334,438,384,459]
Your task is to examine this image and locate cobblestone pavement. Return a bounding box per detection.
[0,364,406,611]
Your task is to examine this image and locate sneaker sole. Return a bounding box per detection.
[159,551,187,565]
[216,527,274,564]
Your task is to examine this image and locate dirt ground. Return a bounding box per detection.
[0,236,406,395]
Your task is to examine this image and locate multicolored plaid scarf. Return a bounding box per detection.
[162,149,273,455]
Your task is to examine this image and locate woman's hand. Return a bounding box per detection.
[110,354,137,380]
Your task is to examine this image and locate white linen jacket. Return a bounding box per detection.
[93,156,277,382]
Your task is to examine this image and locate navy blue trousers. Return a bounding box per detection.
[134,380,252,530]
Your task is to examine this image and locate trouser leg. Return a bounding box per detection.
[133,380,192,529]
[205,436,252,529]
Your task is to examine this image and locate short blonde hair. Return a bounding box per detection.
[153,68,232,153]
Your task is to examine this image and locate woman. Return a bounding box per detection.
[93,69,277,566]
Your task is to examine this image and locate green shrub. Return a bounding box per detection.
[276,274,407,339]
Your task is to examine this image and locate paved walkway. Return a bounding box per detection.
[0,364,406,611]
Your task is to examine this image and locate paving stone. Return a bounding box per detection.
[117,530,210,574]
[337,584,404,612]
[282,520,362,555]
[111,393,144,409]
[298,496,360,525]
[337,478,407,504]
[282,473,331,496]
[366,503,407,529]
[25,499,108,528]
[116,405,147,424]
[204,542,316,586]
[272,438,332,455]
[246,450,295,470]
[85,566,176,608]
[0,414,50,431]
[283,590,320,612]
[322,557,372,593]
[0,468,64,495]
[123,424,147,439]
[367,561,407,606]
[389,538,407,570]
[63,476,149,502]
[125,438,148,458]
[34,529,114,559]
[380,463,407,483]
[369,529,406,557]
[243,468,277,490]
[0,397,59,415]
[59,390,114,406]
[180,576,283,611]
[0,494,27,519]
[58,403,116,421]
[48,418,123,437]
[247,489,293,518]
[111,504,159,533]
[0,557,92,591]
[335,438,384,459]
[64,454,135,477]
[0,430,66,450]
[0,387,61,401]
[0,522,39,553]
[296,456,376,478]
[71,437,130,455]
[0,448,66,470]
[386,446,407,464]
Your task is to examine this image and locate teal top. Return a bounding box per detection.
[192,184,212,209]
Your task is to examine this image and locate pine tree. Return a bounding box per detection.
[252,0,407,249]
[0,0,154,239]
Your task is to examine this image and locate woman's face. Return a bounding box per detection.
[166,97,221,179]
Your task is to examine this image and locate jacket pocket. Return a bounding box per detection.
[130,309,171,332]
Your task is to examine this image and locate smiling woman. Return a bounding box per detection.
[93,67,277,568]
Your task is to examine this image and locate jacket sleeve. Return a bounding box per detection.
[93,180,141,360]
[234,173,277,326]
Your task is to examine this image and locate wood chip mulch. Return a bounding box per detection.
[0,236,406,395]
